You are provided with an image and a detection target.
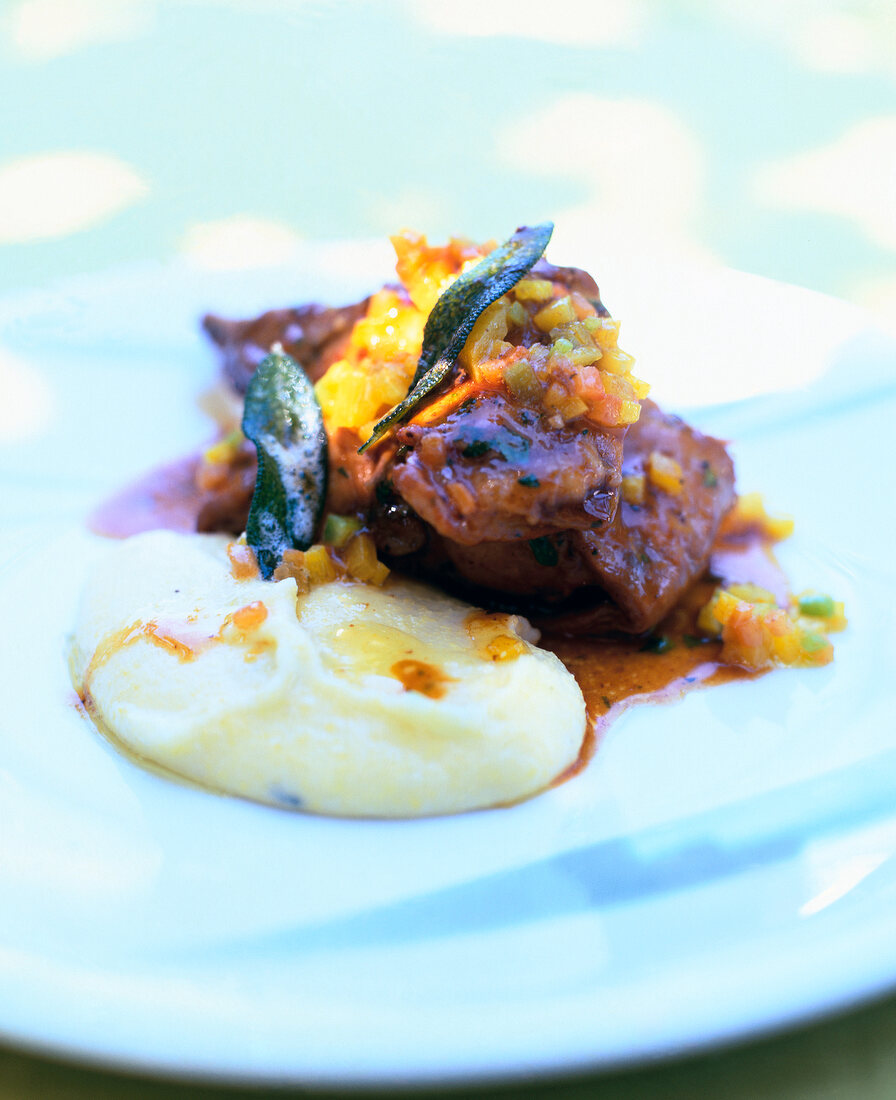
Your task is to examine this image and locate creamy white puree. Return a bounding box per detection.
[70,531,586,816]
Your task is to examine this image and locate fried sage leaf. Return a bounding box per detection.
[242,346,328,579]
[359,222,553,453]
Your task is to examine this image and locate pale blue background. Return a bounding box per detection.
[2,0,895,320]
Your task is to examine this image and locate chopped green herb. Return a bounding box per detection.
[640,634,673,654]
[601,695,612,709]
[798,594,835,619]
[359,223,553,452]
[242,347,328,580]
[529,536,559,567]
[683,633,710,648]
[457,426,529,462]
[639,550,652,565]
[322,513,362,547]
[518,474,540,487]
[336,465,349,478]
[701,461,718,488]
[462,440,491,458]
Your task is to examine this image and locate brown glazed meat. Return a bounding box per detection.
[559,400,736,632]
[373,402,735,633]
[203,299,369,393]
[391,390,624,544]
[327,427,396,515]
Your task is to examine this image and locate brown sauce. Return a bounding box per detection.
[545,631,751,783]
[544,552,772,779]
[89,455,204,538]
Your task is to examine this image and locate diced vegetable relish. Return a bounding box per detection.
[315,231,649,438]
[697,583,846,671]
[717,492,794,543]
[269,530,390,590]
[314,287,425,438]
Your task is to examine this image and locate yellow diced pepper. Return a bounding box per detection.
[514,279,555,302]
[323,514,362,548]
[598,346,636,375]
[504,358,542,402]
[342,532,390,585]
[534,296,576,332]
[621,474,646,505]
[616,399,642,425]
[647,451,683,495]
[304,545,339,586]
[202,428,244,466]
[507,300,528,326]
[584,317,621,348]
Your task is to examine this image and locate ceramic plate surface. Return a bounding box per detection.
[1,244,895,1086]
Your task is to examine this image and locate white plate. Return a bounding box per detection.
[1,247,895,1087]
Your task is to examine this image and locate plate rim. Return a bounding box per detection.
[2,255,896,1086]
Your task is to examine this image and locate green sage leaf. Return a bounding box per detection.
[358,222,553,453]
[412,222,554,385]
[242,347,328,579]
[357,356,455,455]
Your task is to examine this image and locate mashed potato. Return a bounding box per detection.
[69,531,586,816]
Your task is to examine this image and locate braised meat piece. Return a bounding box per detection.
[432,532,594,602]
[390,390,624,545]
[566,400,736,632]
[197,251,733,637]
[202,299,369,393]
[373,402,734,634]
[327,427,396,515]
[197,262,623,547]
